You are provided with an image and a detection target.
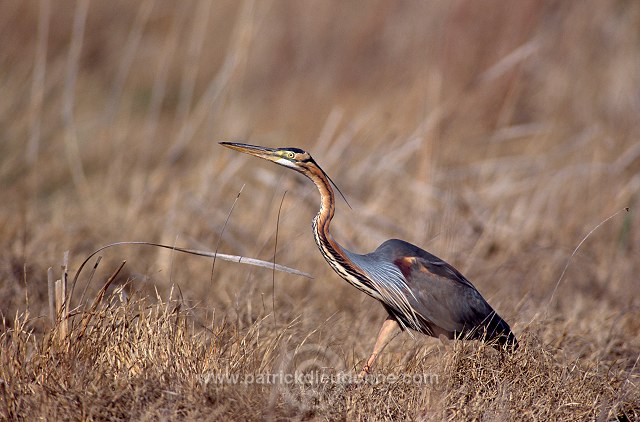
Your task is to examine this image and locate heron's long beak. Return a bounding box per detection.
[219,142,279,161]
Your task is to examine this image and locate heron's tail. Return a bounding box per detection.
[485,312,519,352]
[494,328,518,352]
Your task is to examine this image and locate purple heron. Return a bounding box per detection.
[220,142,517,375]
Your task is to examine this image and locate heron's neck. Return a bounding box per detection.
[306,168,377,299]
[308,170,335,240]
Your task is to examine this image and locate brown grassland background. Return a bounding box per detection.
[1,0,639,420]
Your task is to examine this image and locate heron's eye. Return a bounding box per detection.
[287,152,295,159]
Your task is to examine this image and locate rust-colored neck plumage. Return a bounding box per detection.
[302,163,368,286]
[301,161,391,304]
[304,164,335,233]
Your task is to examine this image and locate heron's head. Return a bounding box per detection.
[220,142,314,174]
[220,141,351,207]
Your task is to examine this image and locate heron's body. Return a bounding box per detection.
[342,239,515,343]
[221,142,517,374]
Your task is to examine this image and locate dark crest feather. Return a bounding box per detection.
[311,157,352,209]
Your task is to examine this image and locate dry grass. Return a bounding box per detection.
[1,0,639,420]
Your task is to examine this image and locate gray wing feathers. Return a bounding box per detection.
[402,264,495,333]
[346,252,422,331]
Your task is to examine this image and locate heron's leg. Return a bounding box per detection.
[359,317,401,377]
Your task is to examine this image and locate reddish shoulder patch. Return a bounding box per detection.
[393,257,415,279]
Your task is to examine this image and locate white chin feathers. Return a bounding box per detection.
[275,158,296,168]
